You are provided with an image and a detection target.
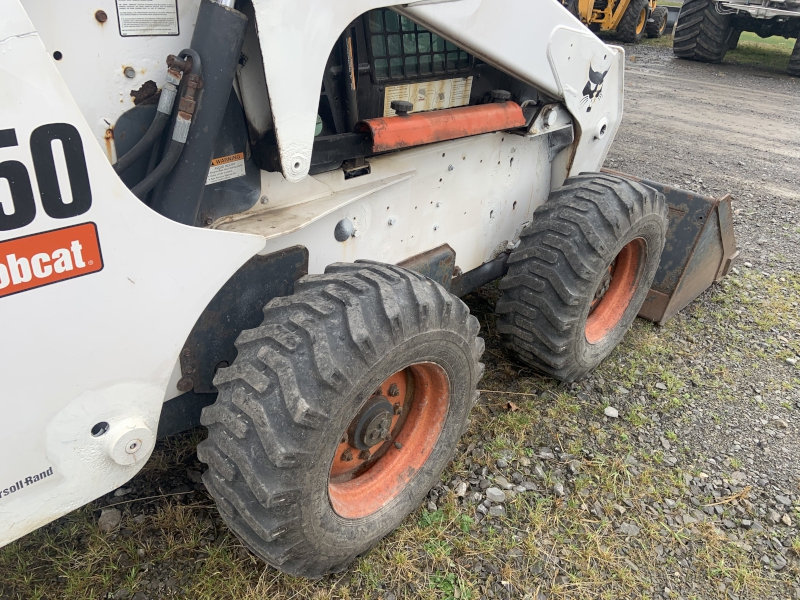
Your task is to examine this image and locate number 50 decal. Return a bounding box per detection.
[0,124,92,232]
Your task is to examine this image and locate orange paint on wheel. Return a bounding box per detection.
[357,102,527,153]
[328,363,449,519]
[585,238,645,344]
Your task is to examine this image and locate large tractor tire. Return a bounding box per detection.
[789,37,800,77]
[673,0,734,63]
[617,0,651,43]
[495,173,668,382]
[198,261,484,577]
[646,5,669,38]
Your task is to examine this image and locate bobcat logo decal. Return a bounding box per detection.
[580,64,610,112]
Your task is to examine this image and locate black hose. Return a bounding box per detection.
[113,111,170,174]
[131,139,185,199]
[178,48,203,77]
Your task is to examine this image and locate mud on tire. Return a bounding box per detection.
[197,261,484,577]
[495,173,668,382]
[673,0,734,63]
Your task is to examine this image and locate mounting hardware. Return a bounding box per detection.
[390,100,413,116]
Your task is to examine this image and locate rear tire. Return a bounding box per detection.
[617,0,650,43]
[495,173,668,382]
[646,5,669,38]
[727,29,742,50]
[673,0,733,63]
[198,261,484,577]
[789,37,800,77]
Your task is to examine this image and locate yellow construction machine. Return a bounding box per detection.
[563,0,669,43]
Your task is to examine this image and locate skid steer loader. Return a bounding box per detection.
[1,0,736,577]
[563,0,671,42]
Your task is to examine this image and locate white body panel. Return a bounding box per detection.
[20,0,204,163]
[218,132,554,275]
[0,0,263,546]
[2,0,626,547]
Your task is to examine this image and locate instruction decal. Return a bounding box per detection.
[0,223,104,299]
[383,77,473,117]
[1,466,54,501]
[206,152,246,185]
[116,0,179,37]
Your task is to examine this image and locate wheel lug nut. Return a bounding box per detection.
[388,383,400,397]
[340,434,348,444]
[341,448,353,462]
[393,403,402,415]
[359,450,371,460]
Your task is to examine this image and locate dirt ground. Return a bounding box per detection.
[606,42,800,273]
[1,42,799,600]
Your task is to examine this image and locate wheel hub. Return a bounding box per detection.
[351,397,394,450]
[328,363,450,519]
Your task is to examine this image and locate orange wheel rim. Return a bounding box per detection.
[636,9,647,34]
[585,238,645,345]
[328,363,449,519]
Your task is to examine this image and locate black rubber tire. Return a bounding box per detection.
[727,29,742,50]
[789,37,800,77]
[198,261,484,577]
[673,0,733,63]
[646,5,669,38]
[495,173,668,382]
[617,0,650,43]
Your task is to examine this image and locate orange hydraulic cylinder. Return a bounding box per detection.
[357,102,527,153]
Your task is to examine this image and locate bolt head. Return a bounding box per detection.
[124,67,136,79]
[388,217,397,226]
[448,165,454,171]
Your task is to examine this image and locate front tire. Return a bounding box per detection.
[198,261,484,577]
[495,173,668,382]
[617,0,651,43]
[646,5,669,38]
[673,0,733,63]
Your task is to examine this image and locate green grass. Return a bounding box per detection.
[640,32,796,71]
[1,270,798,599]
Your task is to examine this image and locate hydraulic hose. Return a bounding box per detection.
[113,80,179,174]
[150,0,248,225]
[131,138,185,199]
[131,108,194,199]
[178,48,203,77]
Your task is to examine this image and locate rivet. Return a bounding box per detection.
[95,10,108,23]
[124,67,136,79]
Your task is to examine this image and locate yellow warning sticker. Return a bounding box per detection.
[206,152,246,185]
